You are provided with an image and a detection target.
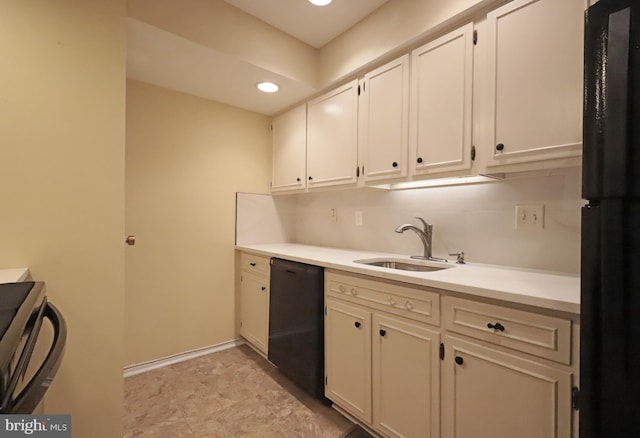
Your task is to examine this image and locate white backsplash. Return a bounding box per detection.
[287,168,583,274]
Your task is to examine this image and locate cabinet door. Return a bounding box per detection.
[272,104,306,192]
[307,80,359,188]
[360,55,409,182]
[442,335,573,438]
[325,299,372,423]
[485,0,584,166]
[372,314,440,438]
[239,273,269,354]
[410,23,474,176]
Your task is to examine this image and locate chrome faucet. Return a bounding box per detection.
[395,217,448,262]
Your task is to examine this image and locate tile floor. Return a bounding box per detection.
[124,345,354,437]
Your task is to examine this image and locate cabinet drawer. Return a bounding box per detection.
[442,296,571,365]
[240,253,270,275]
[326,271,439,326]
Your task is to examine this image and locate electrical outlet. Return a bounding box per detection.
[515,204,544,230]
[355,210,363,226]
[330,208,338,223]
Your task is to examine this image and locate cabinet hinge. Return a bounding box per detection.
[325,375,328,386]
[270,123,273,131]
[357,84,361,95]
[473,30,478,45]
[324,305,327,316]
[572,387,580,410]
[439,342,445,360]
[240,275,243,282]
[356,166,360,177]
[471,145,476,161]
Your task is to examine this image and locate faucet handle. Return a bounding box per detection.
[448,252,466,264]
[415,217,432,233]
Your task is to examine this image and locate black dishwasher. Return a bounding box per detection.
[268,258,326,402]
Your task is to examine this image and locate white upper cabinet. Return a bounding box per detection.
[484,0,584,168]
[410,23,474,177]
[359,55,410,182]
[271,104,307,193]
[307,79,359,189]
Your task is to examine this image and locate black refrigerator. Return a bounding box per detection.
[581,1,640,436]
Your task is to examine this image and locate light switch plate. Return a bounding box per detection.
[355,210,363,226]
[515,204,544,230]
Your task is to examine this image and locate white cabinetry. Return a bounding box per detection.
[271,0,586,194]
[238,252,270,355]
[359,55,410,182]
[325,271,440,438]
[307,79,359,189]
[322,270,578,437]
[410,23,474,177]
[484,0,584,169]
[271,104,306,192]
[372,313,440,438]
[441,296,575,438]
[325,299,372,422]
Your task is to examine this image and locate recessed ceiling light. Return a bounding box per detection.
[256,81,279,93]
[309,0,332,6]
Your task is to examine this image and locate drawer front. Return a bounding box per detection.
[240,253,270,275]
[326,271,440,326]
[442,296,571,365]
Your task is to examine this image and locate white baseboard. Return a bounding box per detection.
[124,338,246,378]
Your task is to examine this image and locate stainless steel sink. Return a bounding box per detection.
[353,258,451,272]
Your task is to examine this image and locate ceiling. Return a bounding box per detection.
[127,0,389,116]
[223,0,389,48]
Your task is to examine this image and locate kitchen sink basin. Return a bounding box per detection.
[353,258,452,272]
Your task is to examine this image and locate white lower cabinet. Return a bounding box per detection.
[325,272,440,438]
[238,253,270,355]
[372,313,440,438]
[325,299,372,423]
[324,270,578,438]
[441,335,572,438]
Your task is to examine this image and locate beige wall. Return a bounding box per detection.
[319,0,499,86]
[125,80,271,366]
[0,1,126,437]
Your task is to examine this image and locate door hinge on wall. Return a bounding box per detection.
[439,343,445,360]
[473,30,478,45]
[572,387,580,410]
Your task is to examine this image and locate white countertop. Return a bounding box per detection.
[236,243,580,314]
[0,268,30,284]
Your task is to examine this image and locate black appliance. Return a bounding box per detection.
[581,1,640,436]
[268,258,326,402]
[0,282,66,414]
